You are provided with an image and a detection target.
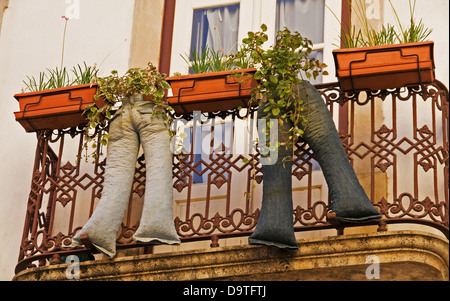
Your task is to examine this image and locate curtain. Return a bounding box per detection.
[276,0,324,44]
[277,0,324,84]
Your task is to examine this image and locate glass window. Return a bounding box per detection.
[276,0,325,84]
[190,4,240,56]
[276,0,324,44]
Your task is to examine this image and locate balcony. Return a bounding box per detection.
[12,81,449,281]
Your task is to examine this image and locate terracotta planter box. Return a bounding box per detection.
[166,68,258,114]
[333,41,435,92]
[14,83,104,132]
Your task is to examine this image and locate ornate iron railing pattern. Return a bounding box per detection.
[15,81,449,273]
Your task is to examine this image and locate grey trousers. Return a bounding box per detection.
[71,94,180,258]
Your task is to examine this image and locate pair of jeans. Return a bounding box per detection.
[71,94,180,258]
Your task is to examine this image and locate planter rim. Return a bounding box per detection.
[166,68,257,82]
[14,83,98,101]
[332,41,434,54]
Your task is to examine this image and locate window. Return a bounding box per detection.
[170,0,339,80]
[276,0,325,84]
[190,4,240,56]
[276,0,324,44]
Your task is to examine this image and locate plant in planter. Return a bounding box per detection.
[166,46,257,114]
[232,24,381,249]
[14,62,101,132]
[82,62,172,161]
[13,16,104,132]
[232,24,328,143]
[180,45,238,74]
[326,0,435,91]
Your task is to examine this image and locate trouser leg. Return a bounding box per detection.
[248,105,299,249]
[298,81,381,223]
[72,110,140,257]
[133,113,180,245]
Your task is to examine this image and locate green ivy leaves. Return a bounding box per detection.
[231,24,328,145]
[82,62,172,163]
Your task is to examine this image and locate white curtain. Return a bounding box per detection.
[191,4,240,55]
[277,0,324,44]
[206,5,240,54]
[277,0,324,84]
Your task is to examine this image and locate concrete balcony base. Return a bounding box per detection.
[13,230,449,281]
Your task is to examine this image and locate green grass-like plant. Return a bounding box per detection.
[180,45,249,74]
[22,62,99,92]
[324,0,432,48]
[81,62,171,162]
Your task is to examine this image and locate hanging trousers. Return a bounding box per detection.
[71,94,180,258]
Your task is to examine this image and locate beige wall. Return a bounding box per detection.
[351,0,385,35]
[129,0,165,69]
[0,0,168,279]
[0,0,8,35]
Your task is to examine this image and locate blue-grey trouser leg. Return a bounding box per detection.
[298,81,381,223]
[132,102,180,245]
[71,95,179,257]
[248,104,299,250]
[249,81,381,249]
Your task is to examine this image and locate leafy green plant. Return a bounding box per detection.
[181,46,211,74]
[82,62,171,161]
[231,24,328,143]
[324,0,432,48]
[372,24,397,46]
[22,67,69,92]
[208,46,235,72]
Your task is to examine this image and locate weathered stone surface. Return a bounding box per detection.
[13,230,449,281]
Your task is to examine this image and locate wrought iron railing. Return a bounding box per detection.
[15,81,449,274]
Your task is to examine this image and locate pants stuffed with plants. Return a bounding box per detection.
[248,81,381,250]
[71,94,180,258]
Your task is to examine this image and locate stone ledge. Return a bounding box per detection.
[13,230,449,281]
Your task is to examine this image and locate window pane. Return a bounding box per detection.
[190,4,240,56]
[276,0,324,44]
